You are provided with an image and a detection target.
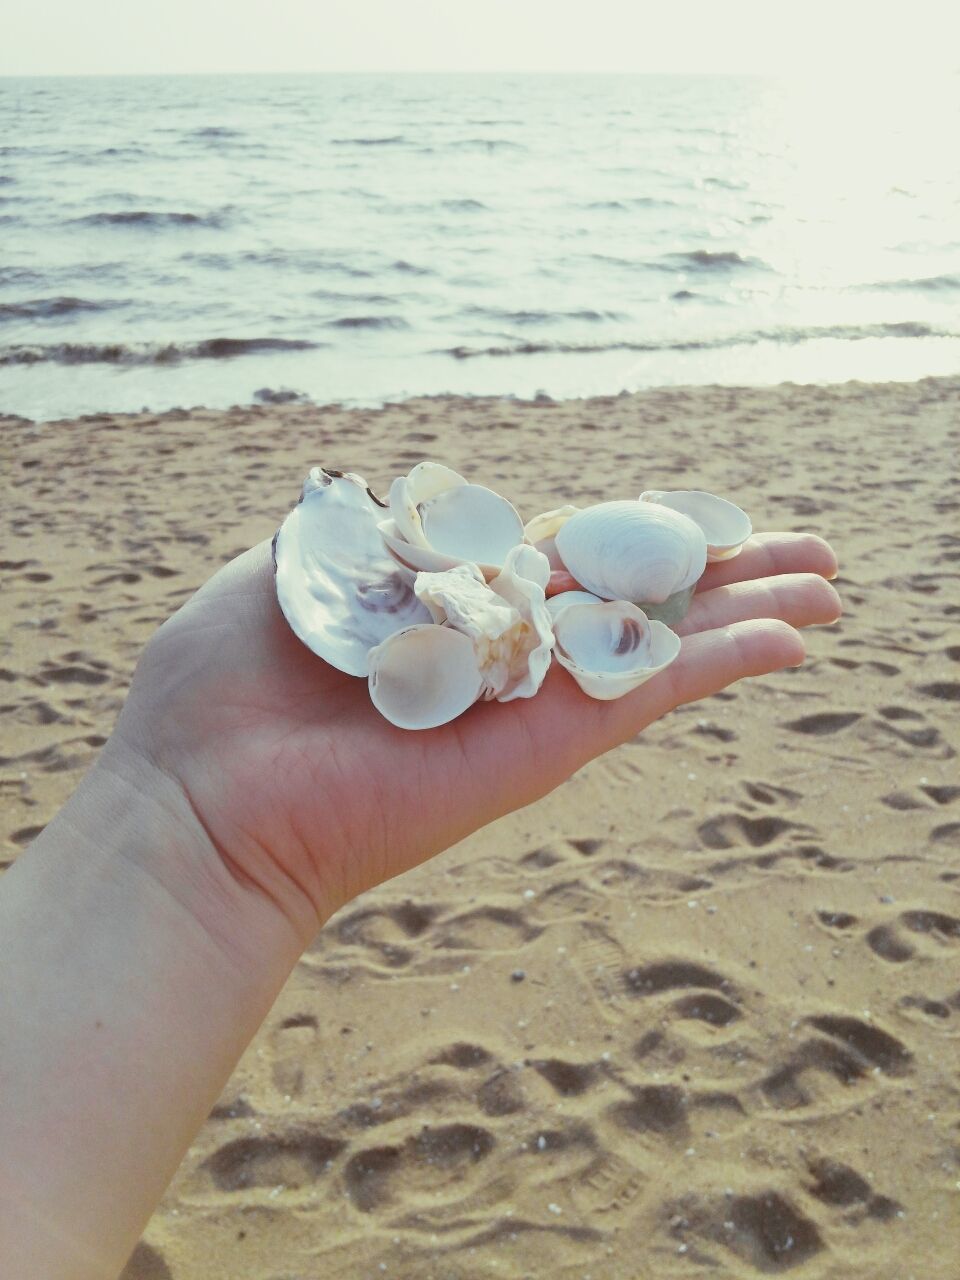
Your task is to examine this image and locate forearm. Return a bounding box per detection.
[0,749,307,1279]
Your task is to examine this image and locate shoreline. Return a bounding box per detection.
[4,368,960,430]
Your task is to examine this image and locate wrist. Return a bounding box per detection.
[51,734,313,978]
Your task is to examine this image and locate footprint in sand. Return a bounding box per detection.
[782,711,862,736]
[330,899,440,970]
[269,1013,319,1099]
[805,1156,902,1222]
[697,811,806,850]
[760,1013,912,1112]
[119,1241,173,1280]
[874,707,950,753]
[662,1187,823,1272]
[866,908,960,963]
[343,1122,495,1213]
[882,784,960,810]
[199,1126,345,1193]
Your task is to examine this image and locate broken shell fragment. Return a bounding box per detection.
[413,545,554,705]
[640,489,751,562]
[523,504,581,570]
[274,468,431,676]
[554,500,707,606]
[552,600,681,700]
[386,462,524,578]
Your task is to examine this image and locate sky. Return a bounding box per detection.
[4,0,960,78]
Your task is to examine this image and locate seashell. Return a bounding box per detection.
[413,546,554,703]
[523,504,581,570]
[639,489,751,562]
[274,468,431,676]
[485,545,554,700]
[545,589,604,621]
[368,624,484,730]
[385,462,524,579]
[554,500,707,606]
[552,600,681,700]
[366,546,554,728]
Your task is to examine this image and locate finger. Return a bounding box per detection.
[659,618,806,714]
[678,573,842,637]
[525,618,806,769]
[696,533,838,593]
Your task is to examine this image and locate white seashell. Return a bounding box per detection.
[545,589,604,621]
[388,462,466,548]
[378,517,467,575]
[554,500,707,605]
[640,489,752,562]
[368,624,483,730]
[523,504,581,570]
[553,600,681,700]
[413,546,554,704]
[274,468,432,676]
[386,462,524,577]
[486,545,554,700]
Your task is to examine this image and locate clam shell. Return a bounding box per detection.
[388,463,524,575]
[523,504,581,570]
[554,500,707,605]
[368,624,483,730]
[640,489,751,562]
[553,600,681,700]
[545,589,604,621]
[389,462,466,548]
[274,468,431,676]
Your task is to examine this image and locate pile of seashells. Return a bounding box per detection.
[273,464,751,730]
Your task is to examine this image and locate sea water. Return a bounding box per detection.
[1,71,958,419]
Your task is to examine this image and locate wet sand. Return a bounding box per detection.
[2,377,959,1279]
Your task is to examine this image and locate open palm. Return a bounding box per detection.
[115,532,839,941]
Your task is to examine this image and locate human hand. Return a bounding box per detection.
[108,529,839,947]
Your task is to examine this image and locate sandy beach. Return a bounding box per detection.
[2,376,959,1279]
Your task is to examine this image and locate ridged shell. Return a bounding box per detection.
[640,489,751,561]
[554,500,707,605]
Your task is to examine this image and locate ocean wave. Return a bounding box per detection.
[0,175,14,186]
[332,135,408,146]
[72,210,228,229]
[865,273,960,293]
[659,249,767,272]
[0,296,122,322]
[324,315,409,330]
[189,126,244,139]
[391,259,434,276]
[180,249,376,277]
[464,305,626,325]
[582,196,681,211]
[0,337,323,367]
[439,198,488,212]
[311,289,401,305]
[0,267,45,288]
[446,138,525,153]
[441,321,957,359]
